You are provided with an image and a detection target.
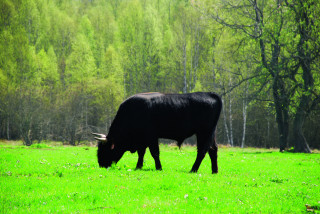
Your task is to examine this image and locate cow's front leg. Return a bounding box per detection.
[136,147,146,170]
[149,143,162,170]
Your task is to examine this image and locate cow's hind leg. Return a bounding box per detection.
[208,141,218,173]
[190,133,212,173]
[136,147,146,170]
[149,142,162,170]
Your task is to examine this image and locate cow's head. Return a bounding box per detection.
[93,133,124,168]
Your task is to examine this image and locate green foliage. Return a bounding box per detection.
[192,80,203,92]
[0,0,319,149]
[65,33,97,84]
[1,144,320,213]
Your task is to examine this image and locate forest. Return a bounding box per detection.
[0,0,319,151]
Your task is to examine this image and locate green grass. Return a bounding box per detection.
[1,142,320,213]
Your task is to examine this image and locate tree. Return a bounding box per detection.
[202,0,296,151]
[285,0,320,152]
[1,0,319,149]
[65,33,97,84]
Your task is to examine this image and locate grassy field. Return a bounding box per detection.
[1,142,320,213]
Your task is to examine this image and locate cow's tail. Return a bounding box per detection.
[210,92,223,139]
[177,140,183,149]
[210,92,222,119]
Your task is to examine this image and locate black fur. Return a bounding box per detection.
[97,92,222,173]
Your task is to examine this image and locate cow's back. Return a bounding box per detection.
[107,92,222,145]
[149,92,221,140]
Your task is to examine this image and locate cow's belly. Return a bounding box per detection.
[155,122,195,142]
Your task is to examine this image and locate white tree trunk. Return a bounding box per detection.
[229,94,234,146]
[228,76,234,146]
[241,99,248,148]
[183,37,187,93]
[222,98,230,145]
[241,82,249,148]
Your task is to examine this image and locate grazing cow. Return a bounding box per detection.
[92,92,222,174]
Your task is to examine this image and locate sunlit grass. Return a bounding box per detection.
[1,142,320,213]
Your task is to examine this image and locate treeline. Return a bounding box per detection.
[0,0,319,150]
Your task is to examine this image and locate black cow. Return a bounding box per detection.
[92,92,222,174]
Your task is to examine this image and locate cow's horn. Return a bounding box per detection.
[91,133,107,138]
[94,137,107,142]
[92,133,107,142]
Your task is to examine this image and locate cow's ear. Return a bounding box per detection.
[111,144,115,150]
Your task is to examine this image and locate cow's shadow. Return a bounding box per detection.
[241,151,273,154]
[136,168,198,174]
[135,168,157,172]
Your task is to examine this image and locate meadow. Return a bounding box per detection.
[1,142,320,213]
